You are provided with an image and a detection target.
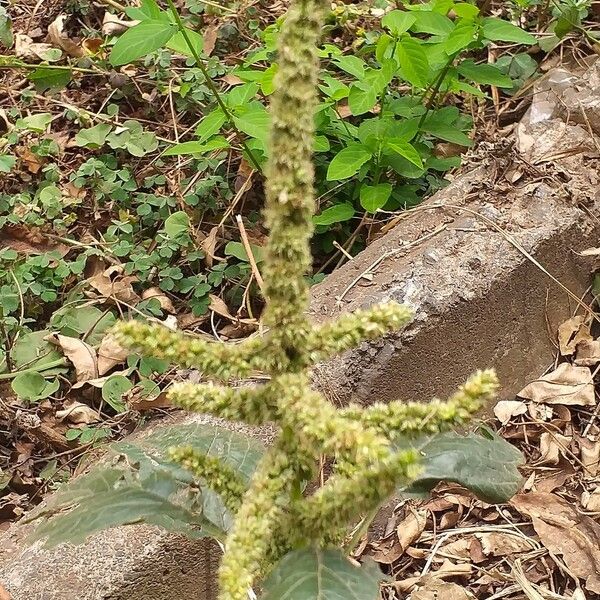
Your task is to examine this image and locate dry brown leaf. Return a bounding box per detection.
[494,400,528,425]
[582,488,600,512]
[518,363,595,406]
[579,435,600,478]
[0,582,11,600]
[475,532,533,556]
[397,509,427,552]
[97,334,128,376]
[222,73,244,85]
[558,316,592,356]
[368,538,404,565]
[82,38,103,55]
[434,559,473,578]
[412,580,475,600]
[16,146,44,173]
[46,333,98,382]
[88,265,140,304]
[48,15,84,57]
[102,13,137,35]
[511,492,600,593]
[578,247,600,256]
[534,469,572,493]
[56,401,99,425]
[439,538,472,560]
[537,431,572,466]
[128,391,171,412]
[203,24,220,56]
[72,369,131,389]
[14,33,53,61]
[142,287,175,313]
[575,339,600,366]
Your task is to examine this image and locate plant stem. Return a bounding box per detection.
[165,0,262,172]
[0,359,68,381]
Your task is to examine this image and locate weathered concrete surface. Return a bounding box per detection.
[2,63,600,599]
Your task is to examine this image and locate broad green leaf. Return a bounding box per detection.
[162,137,230,156]
[0,7,13,48]
[360,183,393,213]
[166,28,204,57]
[314,135,330,152]
[457,60,513,87]
[15,113,52,132]
[263,548,383,600]
[226,82,259,108]
[164,211,190,237]
[554,7,580,39]
[50,306,115,346]
[332,55,367,79]
[363,59,396,94]
[385,139,423,168]
[398,431,524,503]
[444,19,477,54]
[326,145,372,181]
[75,123,112,149]
[454,2,480,19]
[11,372,59,402]
[375,33,393,63]
[0,155,15,173]
[224,241,264,263]
[481,17,537,45]
[431,0,455,13]
[233,107,270,143]
[102,375,132,412]
[410,12,454,36]
[28,67,71,91]
[125,0,162,20]
[319,74,349,100]
[381,10,416,35]
[110,21,177,66]
[12,331,63,370]
[421,120,472,146]
[396,37,429,88]
[348,82,378,116]
[313,203,355,226]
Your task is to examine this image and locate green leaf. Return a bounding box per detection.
[233,107,270,143]
[348,82,378,116]
[224,241,264,263]
[313,203,355,226]
[554,7,580,39]
[195,109,227,142]
[0,155,15,173]
[164,211,190,237]
[11,372,59,402]
[381,10,416,36]
[398,431,524,503]
[421,120,472,146]
[326,145,372,181]
[332,55,366,79]
[166,28,204,57]
[28,67,71,91]
[396,37,429,88]
[50,306,115,346]
[453,2,480,19]
[0,6,13,48]
[360,183,393,213]
[385,139,423,168]
[162,137,230,156]
[15,113,52,132]
[481,17,537,45]
[314,135,330,152]
[110,21,177,66]
[226,82,260,108]
[457,60,513,87]
[125,0,162,20]
[263,548,383,600]
[444,19,477,54]
[75,123,112,149]
[410,12,454,36]
[102,375,132,412]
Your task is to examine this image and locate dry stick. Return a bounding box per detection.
[235,214,265,294]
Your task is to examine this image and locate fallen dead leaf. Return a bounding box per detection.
[412,580,475,600]
[518,362,595,406]
[439,538,472,561]
[200,225,219,268]
[56,401,99,425]
[14,33,54,61]
[48,15,84,58]
[222,73,244,86]
[558,315,592,356]
[511,492,600,593]
[0,582,11,600]
[128,391,171,412]
[494,400,528,425]
[88,265,140,304]
[82,38,103,55]
[102,12,137,35]
[16,146,44,173]
[97,334,128,376]
[0,224,69,257]
[575,339,600,366]
[368,537,404,565]
[579,435,600,478]
[46,333,98,382]
[578,247,600,256]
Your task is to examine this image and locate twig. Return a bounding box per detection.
[236,214,265,294]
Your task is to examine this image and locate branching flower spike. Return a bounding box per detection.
[113,1,499,598]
